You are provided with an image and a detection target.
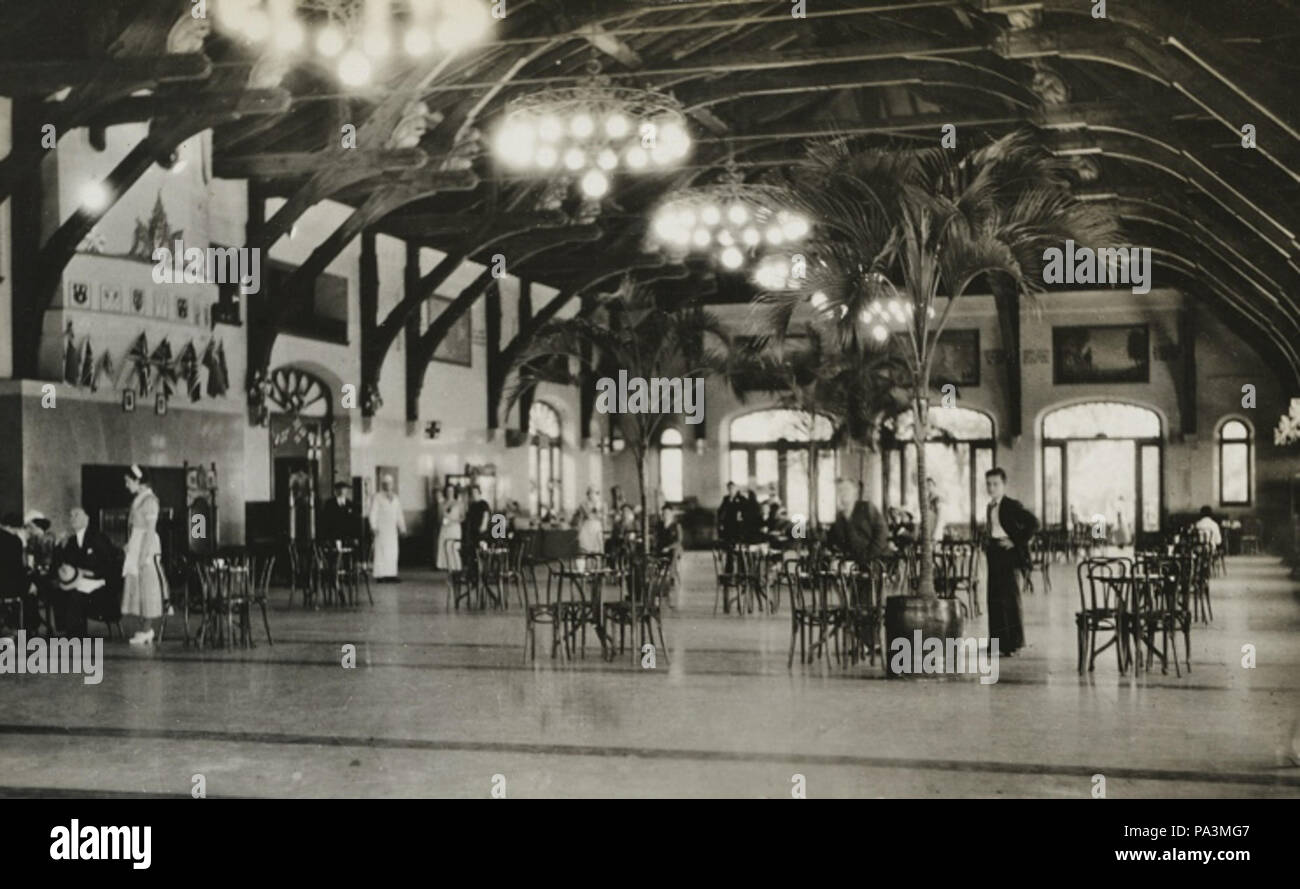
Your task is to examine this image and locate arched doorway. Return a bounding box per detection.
[883,406,995,537]
[727,409,836,522]
[1041,401,1162,540]
[267,365,336,539]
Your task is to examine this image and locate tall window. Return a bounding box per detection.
[659,428,684,503]
[529,402,562,516]
[884,406,995,537]
[1041,401,1162,536]
[728,409,836,522]
[1218,419,1251,505]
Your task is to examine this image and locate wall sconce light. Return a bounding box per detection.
[694,438,707,455]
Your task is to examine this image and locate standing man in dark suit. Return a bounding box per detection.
[983,468,1039,656]
[319,481,357,543]
[826,479,892,565]
[716,481,743,545]
[51,507,122,637]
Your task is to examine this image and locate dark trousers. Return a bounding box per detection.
[50,586,120,637]
[985,543,1025,653]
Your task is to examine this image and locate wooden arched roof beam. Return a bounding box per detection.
[1117,217,1300,370]
[0,0,210,204]
[1029,0,1300,141]
[1047,131,1299,265]
[404,224,606,420]
[996,24,1300,183]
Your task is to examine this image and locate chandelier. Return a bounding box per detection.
[493,64,692,200]
[648,170,810,273]
[214,0,494,87]
[1275,397,1300,445]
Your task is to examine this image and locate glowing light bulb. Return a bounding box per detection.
[716,230,734,247]
[244,9,271,41]
[872,325,889,343]
[742,227,760,247]
[404,27,433,57]
[563,148,586,171]
[700,204,721,227]
[274,21,305,52]
[720,246,744,269]
[727,203,749,226]
[624,146,648,169]
[317,25,345,57]
[535,146,558,169]
[782,215,809,240]
[338,49,372,87]
[653,213,677,242]
[80,182,109,211]
[810,291,828,310]
[604,114,630,139]
[570,113,594,139]
[538,116,562,142]
[580,169,609,198]
[678,209,697,229]
[765,225,785,246]
[692,228,711,248]
[596,148,618,171]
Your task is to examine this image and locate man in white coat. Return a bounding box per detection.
[369,475,406,582]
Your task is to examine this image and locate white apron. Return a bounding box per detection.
[369,492,406,578]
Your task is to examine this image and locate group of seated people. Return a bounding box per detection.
[0,508,124,639]
[716,481,795,549]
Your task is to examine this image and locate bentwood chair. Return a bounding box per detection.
[711,545,746,615]
[787,549,849,668]
[1076,557,1132,674]
[1129,555,1191,676]
[443,538,473,612]
[1024,532,1053,594]
[551,554,611,660]
[523,554,566,662]
[601,552,672,666]
[839,558,887,666]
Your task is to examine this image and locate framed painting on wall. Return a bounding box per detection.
[425,295,472,366]
[1053,324,1150,384]
[930,329,980,388]
[129,286,150,317]
[100,284,124,314]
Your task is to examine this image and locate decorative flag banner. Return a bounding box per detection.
[94,349,115,393]
[178,341,201,403]
[204,339,230,398]
[149,338,176,399]
[123,333,151,396]
[78,338,94,389]
[63,322,79,385]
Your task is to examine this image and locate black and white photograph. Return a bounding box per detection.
[0,0,1298,847]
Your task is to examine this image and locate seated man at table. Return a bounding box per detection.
[1,512,41,635]
[826,479,892,566]
[319,481,358,544]
[51,508,122,637]
[1194,505,1222,549]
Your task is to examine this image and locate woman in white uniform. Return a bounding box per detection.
[576,487,605,555]
[435,485,464,570]
[369,474,406,582]
[121,464,165,645]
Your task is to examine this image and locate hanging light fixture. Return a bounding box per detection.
[214,0,494,87]
[648,162,809,273]
[492,61,691,203]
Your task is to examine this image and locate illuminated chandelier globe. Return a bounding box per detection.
[493,68,691,200]
[215,0,494,87]
[649,181,809,273]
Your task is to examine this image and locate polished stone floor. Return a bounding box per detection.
[1,553,1298,798]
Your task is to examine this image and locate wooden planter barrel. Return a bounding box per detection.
[883,595,965,678]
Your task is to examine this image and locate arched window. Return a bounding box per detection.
[1218,419,1251,505]
[659,428,684,503]
[728,409,836,522]
[1041,401,1163,538]
[884,406,995,536]
[528,402,563,517]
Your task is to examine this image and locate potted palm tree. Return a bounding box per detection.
[757,131,1118,665]
[508,282,731,553]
